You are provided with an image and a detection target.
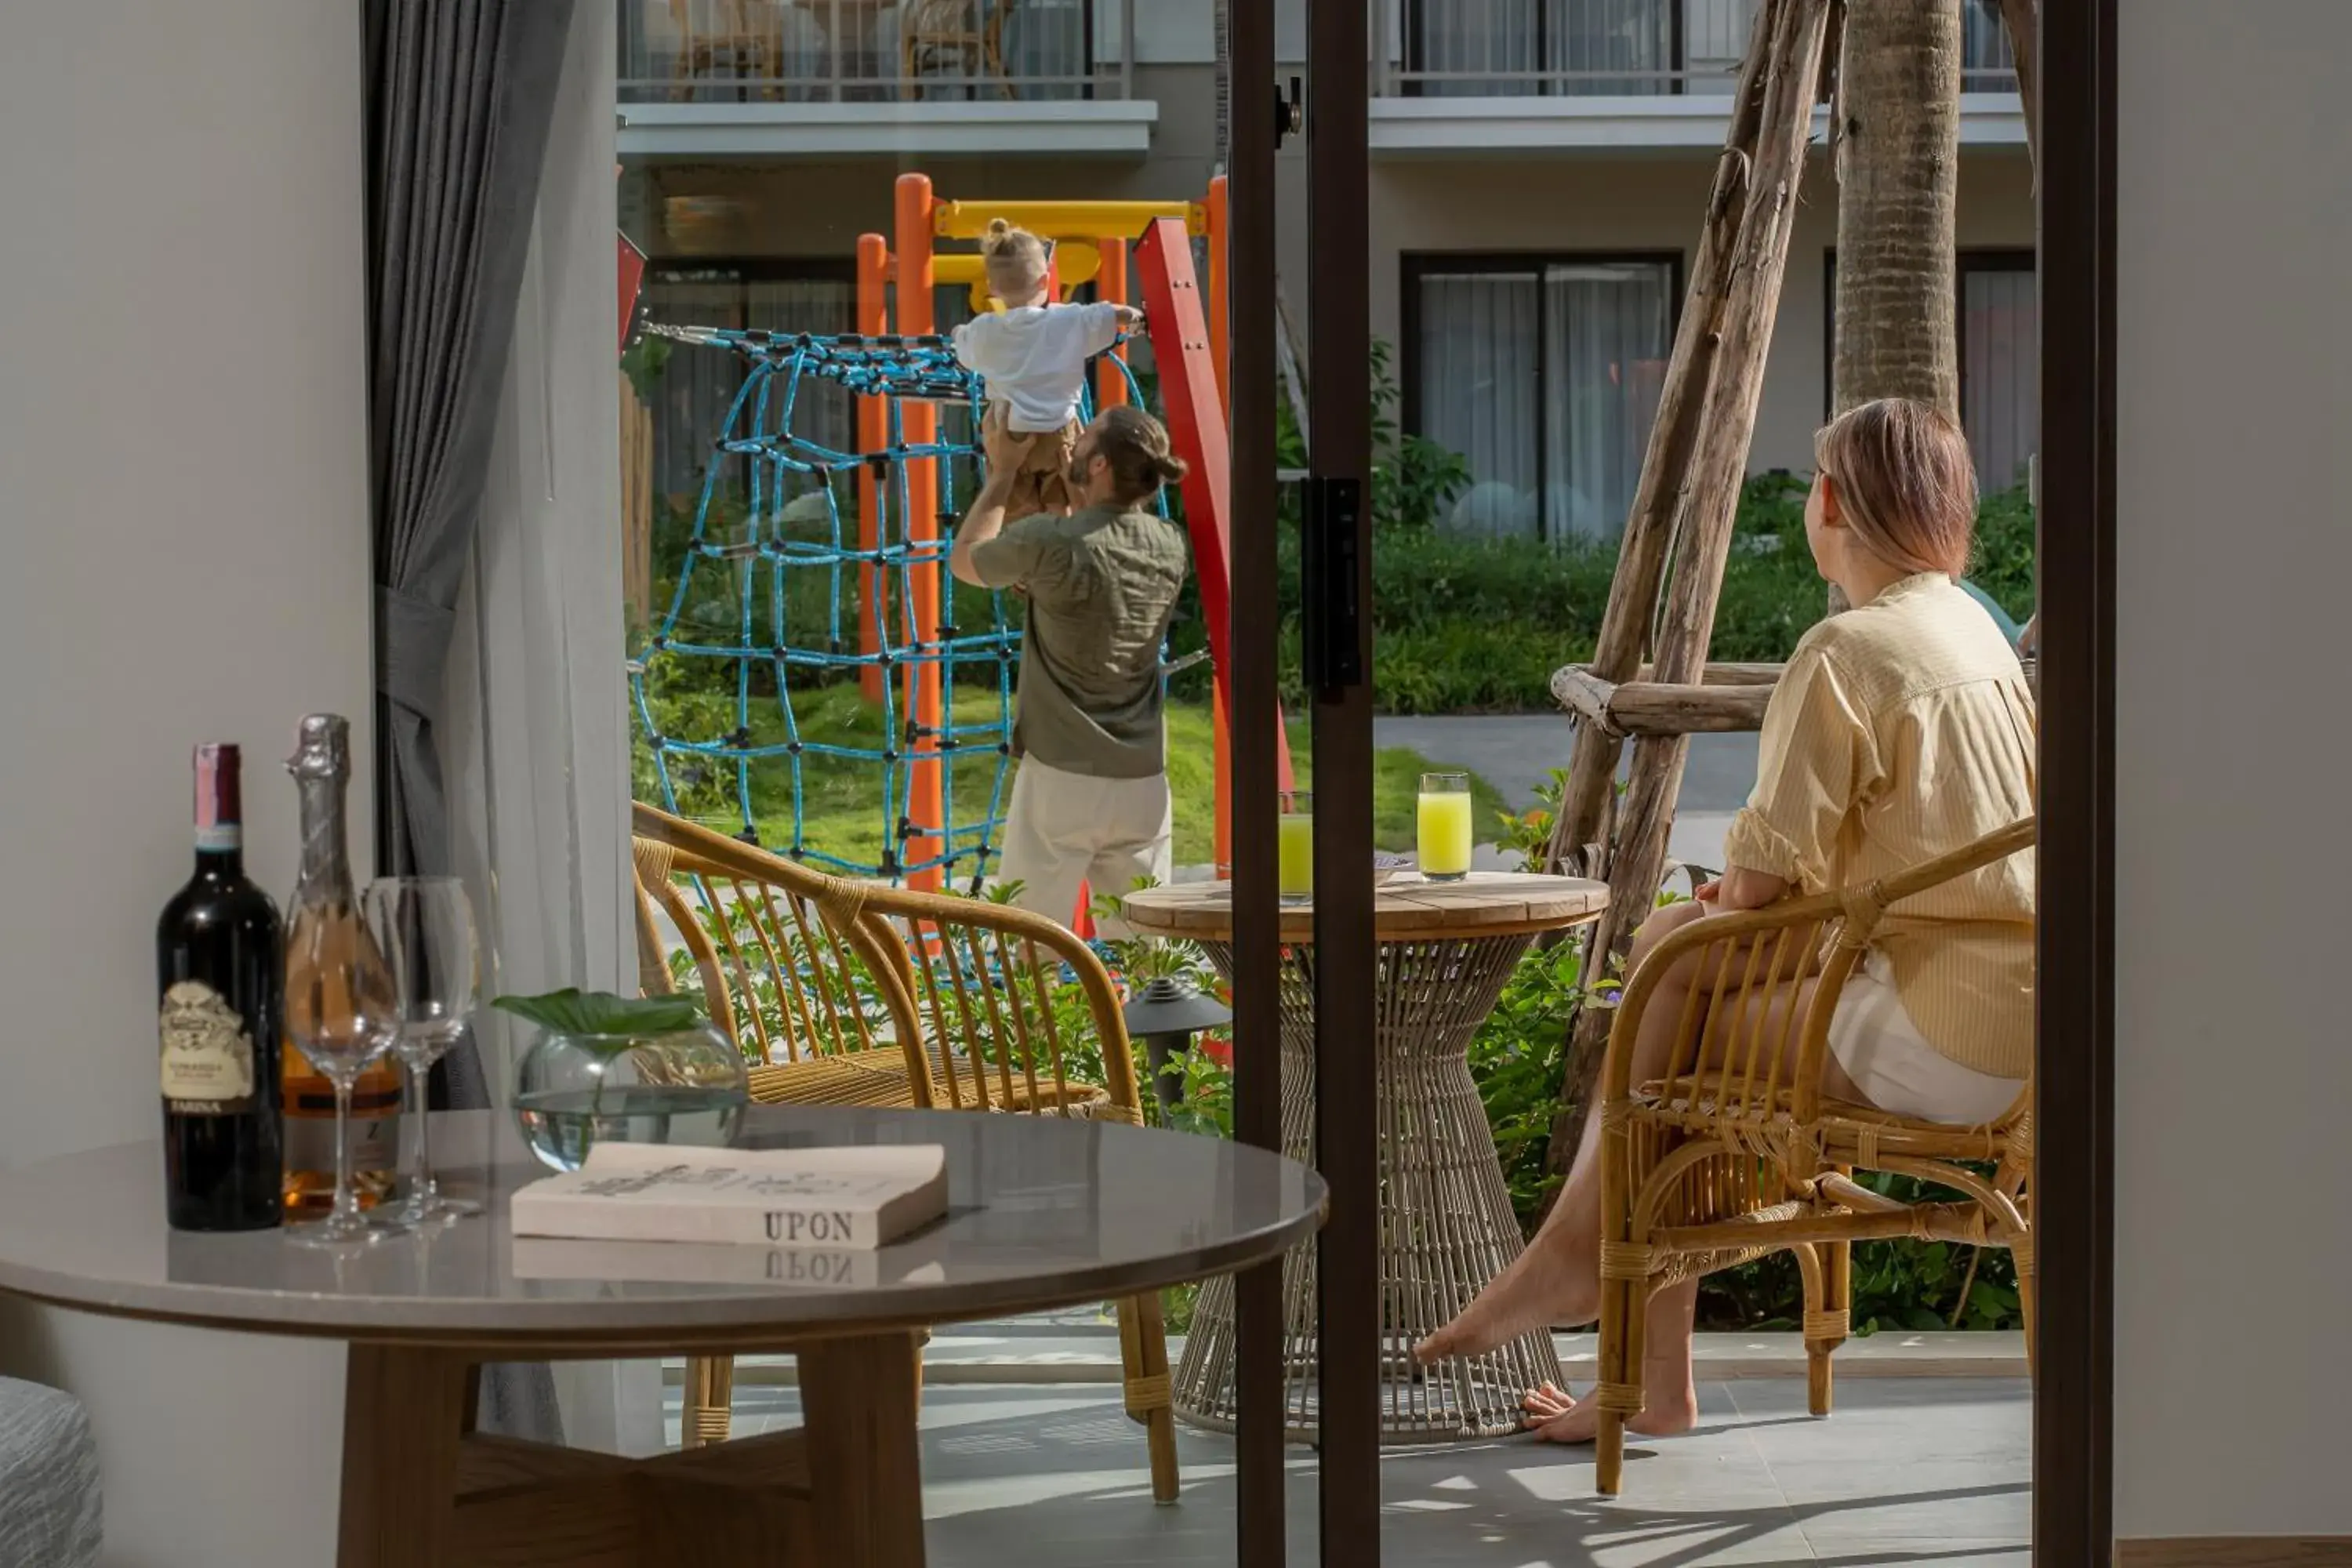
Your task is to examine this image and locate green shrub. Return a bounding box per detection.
[1248,473,2036,714]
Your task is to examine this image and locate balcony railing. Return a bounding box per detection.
[619,0,1135,105]
[1378,0,2017,98]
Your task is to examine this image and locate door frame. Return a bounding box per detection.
[1226,3,1382,1561]
[1234,2,2122,1560]
[1302,0,1382,1564]
[2033,0,2118,1560]
[1222,0,1289,1563]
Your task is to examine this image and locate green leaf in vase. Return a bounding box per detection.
[490,988,702,1040]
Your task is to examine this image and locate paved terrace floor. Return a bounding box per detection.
[663,1355,2030,1565]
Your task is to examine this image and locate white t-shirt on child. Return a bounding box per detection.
[952,302,1123,433]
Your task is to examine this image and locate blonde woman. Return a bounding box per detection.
[1417,398,2036,1443]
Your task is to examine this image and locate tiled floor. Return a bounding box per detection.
[666,1377,2031,1566]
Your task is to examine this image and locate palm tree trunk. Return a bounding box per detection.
[1831,0,1962,419]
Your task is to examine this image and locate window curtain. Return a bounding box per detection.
[1963,266,2039,492]
[1000,0,1090,99]
[365,0,577,1443]
[1416,271,1540,536]
[1414,258,1672,541]
[1409,0,1670,96]
[1543,260,1674,539]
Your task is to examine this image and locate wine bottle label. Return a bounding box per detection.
[159,981,257,1113]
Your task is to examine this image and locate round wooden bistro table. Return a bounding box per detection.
[0,1107,1324,1568]
[1123,870,1610,1444]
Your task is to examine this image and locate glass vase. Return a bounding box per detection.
[511,1018,749,1173]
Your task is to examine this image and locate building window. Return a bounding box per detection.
[1404,253,1679,542]
[1821,248,2040,495]
[1958,251,2038,492]
[1403,0,1675,97]
[1392,0,2019,100]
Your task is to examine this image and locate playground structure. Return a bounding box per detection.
[629,172,1287,910]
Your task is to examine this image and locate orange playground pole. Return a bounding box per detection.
[1204,176,1230,412]
[895,174,945,891]
[1094,238,1130,412]
[855,234,889,706]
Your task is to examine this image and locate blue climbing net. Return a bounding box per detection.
[632,325,1171,887]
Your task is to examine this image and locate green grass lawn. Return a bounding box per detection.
[675,684,1512,869]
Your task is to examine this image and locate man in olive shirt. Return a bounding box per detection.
[949,405,1192,935]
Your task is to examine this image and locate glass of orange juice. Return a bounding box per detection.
[1417,772,1475,882]
[1278,791,1314,905]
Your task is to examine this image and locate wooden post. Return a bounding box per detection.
[620,372,654,629]
[1539,0,1835,1181]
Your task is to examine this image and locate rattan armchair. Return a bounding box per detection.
[665,0,788,100]
[1591,818,2035,1496]
[630,805,1179,1501]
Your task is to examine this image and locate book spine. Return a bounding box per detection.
[509,1196,881,1250]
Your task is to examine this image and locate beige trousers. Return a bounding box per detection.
[994,758,1173,938]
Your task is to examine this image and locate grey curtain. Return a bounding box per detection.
[365,0,576,1440]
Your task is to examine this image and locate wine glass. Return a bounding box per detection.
[365,878,481,1225]
[285,892,408,1247]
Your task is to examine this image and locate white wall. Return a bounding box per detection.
[2113,0,2352,1541]
[0,1,372,1563]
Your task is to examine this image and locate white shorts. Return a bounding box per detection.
[1825,950,2024,1126]
[993,759,1173,939]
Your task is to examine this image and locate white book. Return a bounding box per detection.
[510,1235,949,1290]
[508,1141,949,1251]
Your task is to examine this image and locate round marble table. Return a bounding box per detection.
[1123,871,1609,1445]
[0,1107,1323,1568]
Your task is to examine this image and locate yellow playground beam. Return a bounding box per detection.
[931,198,1206,242]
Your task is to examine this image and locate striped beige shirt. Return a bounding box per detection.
[1722,574,2036,1080]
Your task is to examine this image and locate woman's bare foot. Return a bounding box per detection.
[1518,1378,1699,1444]
[1413,1236,1601,1365]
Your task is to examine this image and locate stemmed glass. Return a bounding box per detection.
[365,878,481,1226]
[285,888,408,1247]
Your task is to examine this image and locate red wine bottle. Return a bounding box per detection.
[157,744,285,1231]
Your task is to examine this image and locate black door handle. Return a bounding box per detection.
[1299,474,1364,695]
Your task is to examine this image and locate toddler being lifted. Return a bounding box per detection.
[951,220,1141,521]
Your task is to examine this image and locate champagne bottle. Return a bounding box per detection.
[280,716,401,1213]
[157,745,285,1231]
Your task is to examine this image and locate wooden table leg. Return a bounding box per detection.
[799,1330,927,1567]
[338,1344,470,1568]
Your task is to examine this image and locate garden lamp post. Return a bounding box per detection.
[1121,975,1232,1125]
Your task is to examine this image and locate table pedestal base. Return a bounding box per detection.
[337,1334,923,1568]
[1173,933,1567,1444]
